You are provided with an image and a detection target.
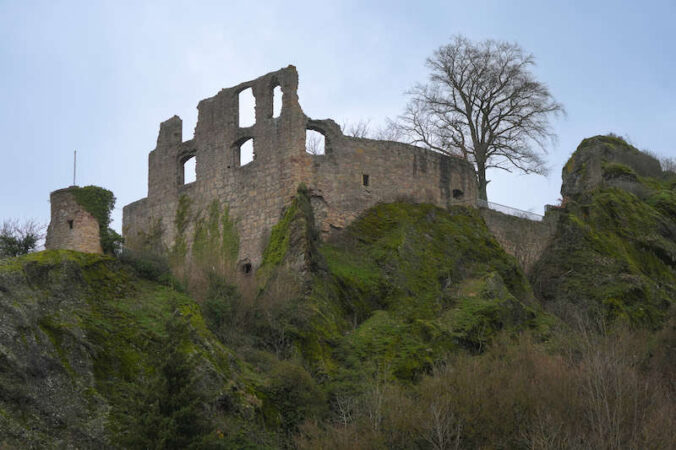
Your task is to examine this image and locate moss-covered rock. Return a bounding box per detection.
[561,135,662,198]
[533,142,676,328]
[252,196,548,390]
[0,250,261,448]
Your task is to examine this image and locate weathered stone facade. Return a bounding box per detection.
[480,208,558,273]
[122,66,477,270]
[45,188,103,254]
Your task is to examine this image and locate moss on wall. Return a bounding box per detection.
[192,200,240,276]
[67,185,122,253]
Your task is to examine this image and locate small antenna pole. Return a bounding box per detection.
[73,150,77,186]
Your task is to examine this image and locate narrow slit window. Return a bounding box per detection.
[306,129,325,155]
[68,220,74,230]
[272,85,282,118]
[239,87,256,127]
[182,155,196,184]
[238,138,255,166]
[362,174,369,186]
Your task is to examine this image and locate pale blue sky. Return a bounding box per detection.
[1,0,674,232]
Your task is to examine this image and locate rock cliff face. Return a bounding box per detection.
[532,136,675,326]
[561,135,662,198]
[0,251,254,448]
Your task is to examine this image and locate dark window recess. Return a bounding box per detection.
[362,174,370,186]
[241,263,252,274]
[453,189,464,199]
[67,220,74,229]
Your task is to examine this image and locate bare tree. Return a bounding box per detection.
[306,130,326,155]
[0,219,45,258]
[341,119,373,138]
[643,149,675,173]
[393,36,564,200]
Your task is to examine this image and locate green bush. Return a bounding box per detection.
[202,272,241,340]
[262,360,327,433]
[0,219,42,258]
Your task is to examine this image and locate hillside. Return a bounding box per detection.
[0,136,674,448]
[0,251,261,448]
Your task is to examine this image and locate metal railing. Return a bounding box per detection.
[477,199,544,222]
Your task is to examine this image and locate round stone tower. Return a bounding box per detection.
[45,187,103,254]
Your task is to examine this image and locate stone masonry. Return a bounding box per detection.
[45,188,103,254]
[122,66,477,271]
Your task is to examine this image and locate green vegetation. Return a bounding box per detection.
[171,194,192,262]
[0,250,267,448]
[532,156,675,328]
[1,137,674,448]
[192,200,240,272]
[0,219,42,258]
[69,185,123,254]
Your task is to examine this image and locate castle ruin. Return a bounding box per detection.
[45,188,103,254]
[122,66,477,272]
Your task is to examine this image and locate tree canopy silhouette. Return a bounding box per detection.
[393,36,564,201]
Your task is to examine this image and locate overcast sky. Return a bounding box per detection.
[1,0,674,233]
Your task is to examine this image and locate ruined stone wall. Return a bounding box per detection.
[123,66,478,271]
[306,119,476,236]
[480,208,558,273]
[45,189,103,254]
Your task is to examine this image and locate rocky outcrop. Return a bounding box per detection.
[561,135,662,198]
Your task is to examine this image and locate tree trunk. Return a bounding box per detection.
[477,163,488,201]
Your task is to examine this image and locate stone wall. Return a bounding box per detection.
[45,188,103,254]
[480,207,559,273]
[122,66,477,271]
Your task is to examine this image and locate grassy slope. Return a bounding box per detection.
[0,250,260,448]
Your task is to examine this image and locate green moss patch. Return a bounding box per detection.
[532,182,675,328]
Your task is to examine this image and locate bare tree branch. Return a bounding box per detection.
[392,36,564,200]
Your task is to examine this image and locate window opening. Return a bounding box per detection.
[239,87,256,127]
[452,189,464,199]
[182,155,196,184]
[306,129,325,155]
[241,262,252,274]
[362,174,370,186]
[272,85,282,118]
[68,220,73,230]
[237,138,255,166]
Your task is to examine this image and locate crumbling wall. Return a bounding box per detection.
[305,119,476,236]
[46,189,103,254]
[123,66,478,273]
[480,208,559,273]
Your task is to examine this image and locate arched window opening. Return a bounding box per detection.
[272,85,282,118]
[453,189,464,200]
[239,87,256,127]
[236,138,255,167]
[306,129,325,155]
[182,155,196,184]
